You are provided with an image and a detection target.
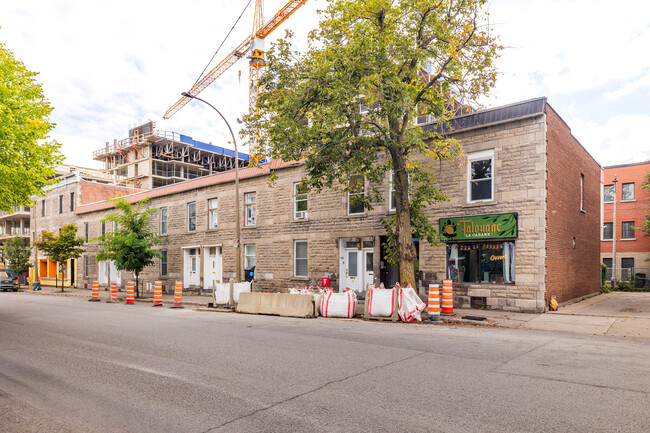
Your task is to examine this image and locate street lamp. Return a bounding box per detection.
[611,174,618,286]
[181,92,242,282]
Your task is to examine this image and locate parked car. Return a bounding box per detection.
[0,270,18,292]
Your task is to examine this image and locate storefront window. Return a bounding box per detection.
[447,242,515,283]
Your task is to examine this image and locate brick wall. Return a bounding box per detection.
[545,105,601,303]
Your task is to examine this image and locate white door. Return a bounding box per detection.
[98,260,108,285]
[183,248,201,287]
[203,246,222,291]
[109,260,121,285]
[339,239,374,293]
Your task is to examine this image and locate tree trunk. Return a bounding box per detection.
[391,151,417,288]
[135,273,140,298]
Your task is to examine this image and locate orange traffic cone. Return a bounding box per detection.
[153,281,163,307]
[441,279,455,316]
[125,281,135,305]
[427,284,441,322]
[89,281,101,302]
[107,281,118,303]
[170,281,184,309]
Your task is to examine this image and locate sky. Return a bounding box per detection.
[1,0,649,169]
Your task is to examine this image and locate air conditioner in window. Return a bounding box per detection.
[416,114,433,125]
[295,211,307,220]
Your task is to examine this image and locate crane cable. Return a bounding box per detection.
[191,0,255,88]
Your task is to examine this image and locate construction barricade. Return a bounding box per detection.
[107,281,118,303]
[153,281,163,307]
[427,284,441,322]
[125,281,135,305]
[441,279,454,316]
[320,288,357,318]
[171,281,184,309]
[89,281,100,302]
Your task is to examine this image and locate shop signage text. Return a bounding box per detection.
[439,213,518,241]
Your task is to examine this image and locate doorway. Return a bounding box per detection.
[183,247,201,287]
[339,238,374,293]
[203,246,222,291]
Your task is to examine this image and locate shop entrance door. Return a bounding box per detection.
[203,246,222,291]
[183,247,201,287]
[339,239,374,293]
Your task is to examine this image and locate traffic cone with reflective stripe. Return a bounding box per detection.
[427,284,441,322]
[153,281,163,307]
[89,281,101,302]
[170,281,184,309]
[107,281,118,303]
[441,279,455,316]
[125,281,135,305]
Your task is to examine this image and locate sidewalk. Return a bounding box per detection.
[22,286,650,339]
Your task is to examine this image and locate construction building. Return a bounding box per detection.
[93,122,249,189]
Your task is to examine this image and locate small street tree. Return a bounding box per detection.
[33,224,85,291]
[0,38,63,211]
[637,171,650,253]
[2,236,31,289]
[95,198,164,298]
[244,0,500,287]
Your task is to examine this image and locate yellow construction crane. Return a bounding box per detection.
[163,0,308,163]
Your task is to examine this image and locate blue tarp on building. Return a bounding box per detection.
[179,134,249,161]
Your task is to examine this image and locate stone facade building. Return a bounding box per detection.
[39,98,601,312]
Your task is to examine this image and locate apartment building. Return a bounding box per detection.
[601,161,650,285]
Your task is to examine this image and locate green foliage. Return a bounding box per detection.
[600,262,610,293]
[0,38,63,211]
[94,198,164,297]
[2,237,31,284]
[614,274,648,292]
[635,171,650,253]
[34,224,85,290]
[243,0,500,285]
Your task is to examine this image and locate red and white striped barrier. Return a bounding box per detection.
[427,284,441,322]
[441,279,454,316]
[89,281,100,302]
[153,281,163,307]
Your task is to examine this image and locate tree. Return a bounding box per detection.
[637,171,650,249]
[0,38,63,211]
[244,0,500,287]
[95,198,164,298]
[2,237,31,289]
[33,224,85,291]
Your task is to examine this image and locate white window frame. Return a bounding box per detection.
[621,221,635,240]
[467,150,494,203]
[160,250,168,276]
[84,256,89,277]
[160,207,168,235]
[84,222,89,243]
[348,175,365,215]
[245,193,256,226]
[294,240,308,277]
[187,202,196,232]
[622,183,635,201]
[580,173,584,212]
[603,222,613,240]
[244,245,256,268]
[603,184,615,203]
[208,198,218,229]
[100,221,106,236]
[70,192,75,211]
[294,183,308,220]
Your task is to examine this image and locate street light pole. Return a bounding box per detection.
[181,92,242,282]
[611,174,618,286]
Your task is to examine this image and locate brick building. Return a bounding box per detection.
[601,161,650,284]
[40,97,600,312]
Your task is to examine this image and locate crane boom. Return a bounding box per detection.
[257,0,308,38]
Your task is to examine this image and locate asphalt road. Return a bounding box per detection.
[1,292,648,433]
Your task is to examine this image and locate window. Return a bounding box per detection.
[70,192,75,211]
[41,199,46,217]
[621,257,634,271]
[245,245,256,268]
[294,240,308,277]
[603,222,613,240]
[84,222,89,243]
[84,256,89,277]
[603,184,615,203]
[580,174,584,211]
[208,199,218,229]
[294,183,308,219]
[160,250,168,276]
[389,172,396,211]
[622,221,635,239]
[160,207,168,235]
[622,183,635,201]
[100,221,106,236]
[59,195,63,214]
[188,202,196,232]
[447,242,515,283]
[468,150,494,202]
[602,258,612,269]
[245,193,256,226]
[113,221,118,232]
[348,175,365,215]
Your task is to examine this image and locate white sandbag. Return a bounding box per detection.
[398,285,426,322]
[214,282,251,304]
[320,289,357,318]
[367,287,396,317]
[233,282,251,303]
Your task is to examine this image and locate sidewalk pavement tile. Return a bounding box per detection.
[523,314,616,335]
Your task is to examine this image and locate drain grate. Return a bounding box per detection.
[462,315,487,321]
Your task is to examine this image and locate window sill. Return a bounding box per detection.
[463,200,496,208]
[601,239,613,242]
[620,238,636,241]
[346,213,366,218]
[293,218,309,222]
[242,225,257,229]
[580,209,586,214]
[620,199,636,203]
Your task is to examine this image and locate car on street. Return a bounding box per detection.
[0,270,18,291]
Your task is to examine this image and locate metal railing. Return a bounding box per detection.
[605,267,650,288]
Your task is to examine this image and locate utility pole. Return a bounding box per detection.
[611,174,618,286]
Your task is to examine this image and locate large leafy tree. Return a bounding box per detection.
[244,0,500,287]
[2,236,31,289]
[95,198,164,298]
[34,224,85,291]
[637,171,650,250]
[0,38,62,211]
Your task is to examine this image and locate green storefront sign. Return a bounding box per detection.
[439,213,518,241]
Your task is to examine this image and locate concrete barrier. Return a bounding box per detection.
[236,292,315,318]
